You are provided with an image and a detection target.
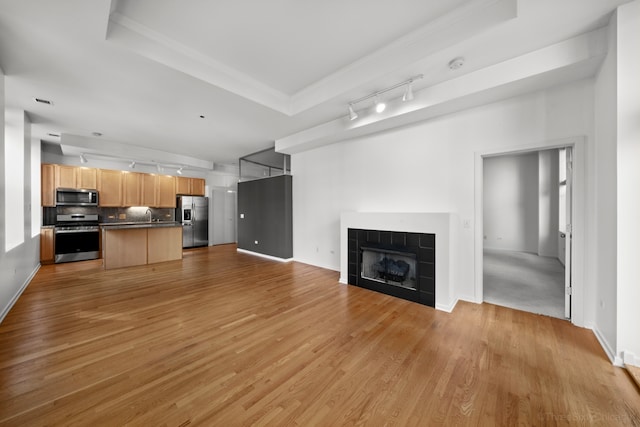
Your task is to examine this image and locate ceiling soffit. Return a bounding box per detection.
[106,0,517,116]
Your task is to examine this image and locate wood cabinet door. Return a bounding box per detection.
[123,172,142,207]
[176,176,191,195]
[141,174,158,207]
[191,178,205,196]
[157,175,176,208]
[98,169,123,207]
[40,228,55,263]
[76,167,97,189]
[56,165,77,188]
[41,164,56,207]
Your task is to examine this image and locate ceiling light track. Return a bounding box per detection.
[348,74,423,120]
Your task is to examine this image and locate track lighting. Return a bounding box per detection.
[80,153,88,164]
[129,161,136,169]
[347,74,422,120]
[157,163,162,173]
[374,96,386,113]
[348,104,358,121]
[402,82,414,102]
[177,167,183,175]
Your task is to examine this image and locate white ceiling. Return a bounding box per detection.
[0,0,630,168]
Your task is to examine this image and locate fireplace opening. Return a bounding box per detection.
[361,246,417,290]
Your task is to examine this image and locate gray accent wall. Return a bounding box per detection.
[237,175,292,259]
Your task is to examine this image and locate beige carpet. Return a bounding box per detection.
[483,249,566,319]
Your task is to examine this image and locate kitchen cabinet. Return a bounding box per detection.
[191,178,205,196]
[176,177,205,196]
[157,175,176,208]
[41,164,56,207]
[56,165,77,188]
[55,165,97,189]
[123,172,143,207]
[141,174,158,207]
[76,167,97,189]
[102,225,182,269]
[147,227,183,263]
[98,169,123,207]
[102,228,148,269]
[40,227,55,264]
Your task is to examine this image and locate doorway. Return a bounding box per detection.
[210,187,237,245]
[481,147,572,319]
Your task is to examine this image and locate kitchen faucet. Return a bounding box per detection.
[145,208,152,222]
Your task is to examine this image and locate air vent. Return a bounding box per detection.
[34,97,53,105]
[47,133,60,137]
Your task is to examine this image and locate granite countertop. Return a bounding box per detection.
[100,221,182,230]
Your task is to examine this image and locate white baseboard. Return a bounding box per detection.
[436,298,459,313]
[0,264,40,324]
[236,248,293,262]
[338,277,347,284]
[622,351,640,367]
[592,326,623,366]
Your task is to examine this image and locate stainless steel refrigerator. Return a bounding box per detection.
[177,196,209,248]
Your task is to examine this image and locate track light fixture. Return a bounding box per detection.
[177,167,183,175]
[374,95,386,113]
[129,161,136,169]
[79,153,88,164]
[348,104,358,121]
[402,82,414,102]
[347,74,423,120]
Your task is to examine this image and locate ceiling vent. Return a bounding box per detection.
[34,97,53,105]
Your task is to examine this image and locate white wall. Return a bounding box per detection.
[616,0,640,366]
[0,70,40,322]
[538,149,559,258]
[483,152,539,252]
[593,9,618,361]
[291,79,595,321]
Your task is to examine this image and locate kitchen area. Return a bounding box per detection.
[40,163,212,270]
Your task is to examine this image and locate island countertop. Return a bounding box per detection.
[100,221,182,230]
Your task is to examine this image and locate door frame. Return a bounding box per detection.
[473,136,586,326]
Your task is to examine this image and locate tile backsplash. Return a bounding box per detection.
[43,206,175,225]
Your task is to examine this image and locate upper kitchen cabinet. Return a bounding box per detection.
[41,164,56,207]
[123,172,143,207]
[191,178,205,196]
[97,169,123,207]
[176,177,205,196]
[56,165,97,189]
[76,167,97,189]
[141,173,158,207]
[157,175,176,208]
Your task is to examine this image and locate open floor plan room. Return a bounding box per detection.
[1,245,638,425]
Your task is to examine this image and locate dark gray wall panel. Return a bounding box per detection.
[237,175,292,259]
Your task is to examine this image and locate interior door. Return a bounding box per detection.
[564,147,573,319]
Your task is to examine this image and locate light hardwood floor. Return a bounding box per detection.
[1,244,638,426]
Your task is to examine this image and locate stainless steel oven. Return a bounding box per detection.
[54,214,100,263]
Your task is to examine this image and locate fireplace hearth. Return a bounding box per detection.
[348,228,435,307]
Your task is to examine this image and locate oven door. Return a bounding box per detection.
[54,228,100,263]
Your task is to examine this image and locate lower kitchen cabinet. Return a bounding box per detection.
[147,227,183,264]
[102,226,182,269]
[40,227,55,264]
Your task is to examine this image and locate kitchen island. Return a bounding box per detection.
[101,222,183,270]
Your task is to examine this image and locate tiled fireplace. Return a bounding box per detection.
[340,212,455,311]
[348,228,435,307]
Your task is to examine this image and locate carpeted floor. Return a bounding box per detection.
[483,249,566,319]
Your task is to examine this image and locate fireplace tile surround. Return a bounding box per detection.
[348,228,435,307]
[340,212,455,311]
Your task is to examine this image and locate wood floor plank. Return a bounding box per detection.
[0,244,638,425]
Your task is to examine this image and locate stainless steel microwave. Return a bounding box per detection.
[56,188,99,206]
